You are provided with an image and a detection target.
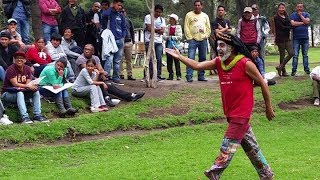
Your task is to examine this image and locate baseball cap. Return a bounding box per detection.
[251,4,259,10]
[13,51,26,58]
[7,18,17,24]
[168,14,179,22]
[0,31,10,39]
[243,7,252,13]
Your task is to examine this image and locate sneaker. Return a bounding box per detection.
[90,107,104,113]
[99,105,109,111]
[204,170,219,180]
[291,71,297,76]
[275,66,282,77]
[177,76,181,81]
[158,76,165,80]
[128,76,136,81]
[120,75,125,79]
[131,92,145,101]
[140,78,146,82]
[198,78,208,82]
[112,79,124,85]
[314,98,319,106]
[186,76,193,82]
[305,70,311,75]
[0,114,13,125]
[21,117,33,124]
[105,96,116,107]
[33,115,49,123]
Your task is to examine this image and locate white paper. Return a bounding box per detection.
[42,83,73,94]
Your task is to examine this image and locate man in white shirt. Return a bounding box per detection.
[144,4,166,80]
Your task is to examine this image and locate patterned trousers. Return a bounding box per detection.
[204,126,273,180]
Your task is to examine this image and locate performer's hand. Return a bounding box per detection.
[164,46,180,59]
[266,107,275,121]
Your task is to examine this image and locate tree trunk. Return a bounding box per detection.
[30,0,42,40]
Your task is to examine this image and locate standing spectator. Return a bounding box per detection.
[163,13,182,80]
[85,2,101,55]
[274,2,293,77]
[143,4,166,81]
[39,0,61,43]
[1,18,25,49]
[60,0,86,48]
[184,0,211,82]
[25,37,52,77]
[101,0,126,83]
[119,8,136,81]
[3,0,31,44]
[46,33,76,81]
[310,65,320,106]
[0,31,19,81]
[2,51,47,123]
[237,7,261,49]
[39,58,77,117]
[290,2,310,76]
[252,4,270,60]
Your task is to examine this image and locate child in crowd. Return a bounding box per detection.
[72,59,108,112]
[39,58,77,117]
[25,37,52,77]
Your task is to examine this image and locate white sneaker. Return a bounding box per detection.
[314,98,319,106]
[90,107,104,113]
[0,114,13,125]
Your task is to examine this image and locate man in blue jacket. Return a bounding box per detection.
[101,0,126,84]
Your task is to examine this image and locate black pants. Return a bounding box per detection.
[100,84,132,101]
[166,53,181,77]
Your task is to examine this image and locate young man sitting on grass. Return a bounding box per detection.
[1,51,48,123]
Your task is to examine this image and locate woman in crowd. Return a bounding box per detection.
[72,59,108,112]
[25,37,52,77]
[274,2,293,77]
[163,14,183,80]
[39,58,77,117]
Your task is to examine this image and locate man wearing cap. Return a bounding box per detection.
[165,32,274,179]
[0,31,19,81]
[237,7,261,48]
[252,4,270,60]
[1,51,47,123]
[2,0,31,44]
[163,13,182,80]
[184,0,211,82]
[1,18,25,49]
[290,2,311,76]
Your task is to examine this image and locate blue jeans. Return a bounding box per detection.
[145,42,163,78]
[104,39,124,80]
[42,22,59,43]
[0,66,5,81]
[186,39,207,79]
[292,39,309,72]
[1,91,41,119]
[13,16,30,44]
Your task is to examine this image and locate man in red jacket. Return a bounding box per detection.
[165,33,275,180]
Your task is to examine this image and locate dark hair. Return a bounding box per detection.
[63,27,73,34]
[101,0,110,5]
[154,4,163,12]
[56,57,68,68]
[113,0,123,3]
[86,59,97,66]
[194,0,202,5]
[217,5,225,10]
[51,33,62,41]
[35,37,45,42]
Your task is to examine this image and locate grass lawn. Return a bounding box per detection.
[0,48,320,179]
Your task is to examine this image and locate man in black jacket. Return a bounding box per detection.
[60,0,86,48]
[0,31,18,81]
[3,0,31,44]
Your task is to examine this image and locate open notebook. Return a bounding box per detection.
[42,83,73,94]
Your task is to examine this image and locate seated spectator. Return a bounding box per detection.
[0,31,19,81]
[0,99,13,125]
[72,59,108,112]
[46,33,76,82]
[61,28,83,70]
[76,44,145,104]
[0,18,25,49]
[1,51,47,123]
[25,37,52,77]
[39,58,77,117]
[310,66,320,106]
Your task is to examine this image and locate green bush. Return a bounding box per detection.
[265,43,279,55]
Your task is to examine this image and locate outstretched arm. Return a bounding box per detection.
[245,60,275,121]
[164,47,216,70]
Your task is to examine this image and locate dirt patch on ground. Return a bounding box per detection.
[278,98,313,110]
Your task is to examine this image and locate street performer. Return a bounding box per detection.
[165,32,275,180]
